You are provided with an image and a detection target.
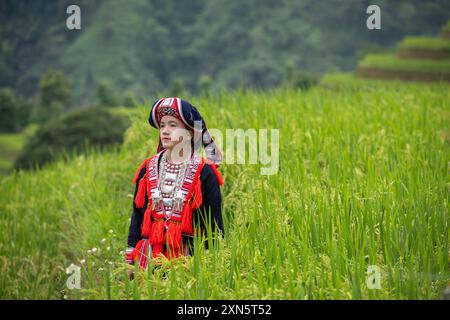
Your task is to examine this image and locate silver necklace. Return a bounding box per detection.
[153,151,190,221]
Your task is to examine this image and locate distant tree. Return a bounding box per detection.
[169,78,186,97]
[122,93,138,108]
[0,88,29,132]
[291,71,319,90]
[37,70,72,122]
[284,60,295,86]
[284,60,319,90]
[199,74,213,95]
[14,107,130,170]
[96,83,119,107]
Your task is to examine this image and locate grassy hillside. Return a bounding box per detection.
[398,37,450,52]
[0,124,38,175]
[357,21,450,82]
[0,133,25,173]
[358,54,450,73]
[0,79,449,299]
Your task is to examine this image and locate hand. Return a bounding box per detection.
[126,268,134,280]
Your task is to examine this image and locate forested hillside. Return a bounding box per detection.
[1,0,449,104]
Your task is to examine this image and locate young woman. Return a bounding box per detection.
[125,97,224,272]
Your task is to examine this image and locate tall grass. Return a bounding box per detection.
[0,79,449,299]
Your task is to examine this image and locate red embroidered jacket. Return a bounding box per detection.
[126,153,224,264]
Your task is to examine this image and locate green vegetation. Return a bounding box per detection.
[357,20,450,82]
[0,132,26,174]
[398,36,450,52]
[0,124,38,174]
[1,79,448,299]
[34,69,73,123]
[0,88,30,133]
[14,107,130,170]
[358,54,450,73]
[1,0,449,102]
[442,20,450,32]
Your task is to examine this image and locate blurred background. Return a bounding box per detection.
[0,0,449,173]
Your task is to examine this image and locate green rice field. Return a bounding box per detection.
[358,54,450,74]
[398,36,450,52]
[0,75,449,299]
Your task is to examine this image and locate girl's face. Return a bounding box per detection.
[159,115,191,150]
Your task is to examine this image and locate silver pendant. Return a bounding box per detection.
[173,190,185,212]
[163,198,173,207]
[151,189,162,210]
[161,183,174,194]
[165,172,177,182]
[174,189,184,202]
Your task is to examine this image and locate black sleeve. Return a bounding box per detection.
[127,166,148,248]
[193,164,224,241]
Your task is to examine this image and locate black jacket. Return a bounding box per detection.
[127,160,224,249]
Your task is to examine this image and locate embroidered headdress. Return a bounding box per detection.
[149,97,222,165]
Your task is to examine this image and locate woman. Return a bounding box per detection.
[125,97,224,272]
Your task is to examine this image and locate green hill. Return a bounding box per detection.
[356,20,450,82]
[397,36,450,59]
[1,79,449,299]
[1,0,449,103]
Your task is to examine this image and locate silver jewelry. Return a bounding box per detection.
[156,151,190,221]
[151,189,162,211]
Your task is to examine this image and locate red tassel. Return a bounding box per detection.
[191,180,203,210]
[208,161,224,186]
[165,246,180,259]
[134,175,147,208]
[141,207,153,237]
[163,221,183,259]
[181,202,194,235]
[166,221,182,250]
[152,243,164,258]
[149,219,165,245]
[132,239,144,261]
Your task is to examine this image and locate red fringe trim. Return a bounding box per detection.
[141,207,153,237]
[166,221,182,250]
[165,246,180,259]
[132,159,149,184]
[134,174,147,208]
[149,219,165,245]
[152,243,164,258]
[191,180,202,210]
[208,161,224,186]
[181,202,194,235]
[132,239,144,261]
